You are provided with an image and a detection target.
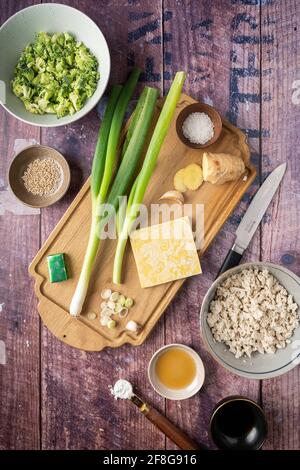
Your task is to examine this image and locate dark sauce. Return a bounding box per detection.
[211,398,268,450]
[213,401,255,437]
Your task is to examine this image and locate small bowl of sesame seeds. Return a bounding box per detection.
[8,144,70,208]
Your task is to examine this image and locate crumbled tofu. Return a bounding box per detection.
[207,267,299,358]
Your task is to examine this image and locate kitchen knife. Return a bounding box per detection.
[217,162,287,277]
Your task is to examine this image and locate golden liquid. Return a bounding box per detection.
[155,348,196,389]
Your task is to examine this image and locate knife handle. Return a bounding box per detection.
[217,247,243,278]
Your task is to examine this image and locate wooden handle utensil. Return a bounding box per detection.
[130,394,203,450]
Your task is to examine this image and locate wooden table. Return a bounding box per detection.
[0,0,299,451]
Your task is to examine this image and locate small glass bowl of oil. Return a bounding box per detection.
[148,344,205,400]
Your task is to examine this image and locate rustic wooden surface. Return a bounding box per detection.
[0,0,299,450]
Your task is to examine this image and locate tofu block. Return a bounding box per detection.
[47,253,68,283]
[130,216,201,288]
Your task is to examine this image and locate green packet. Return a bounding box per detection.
[47,253,68,283]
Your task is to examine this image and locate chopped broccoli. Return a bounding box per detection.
[11,32,100,118]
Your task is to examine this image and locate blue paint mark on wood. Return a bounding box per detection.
[262,68,272,76]
[241,193,251,203]
[163,11,173,21]
[229,52,259,123]
[164,52,172,65]
[230,66,259,77]
[189,65,211,82]
[262,213,272,224]
[243,128,271,138]
[191,18,212,39]
[230,50,238,63]
[146,33,172,44]
[242,190,257,203]
[163,71,172,80]
[233,35,274,44]
[251,152,260,165]
[263,16,276,26]
[231,0,273,5]
[191,66,209,74]
[140,58,161,82]
[128,19,159,43]
[231,13,258,30]
[147,36,162,44]
[281,253,295,265]
[197,32,212,40]
[163,33,172,42]
[238,93,261,103]
[193,74,211,82]
[262,92,272,101]
[228,212,243,226]
[232,52,259,76]
[191,19,213,30]
[229,47,271,139]
[251,152,271,166]
[128,11,172,43]
[129,12,153,21]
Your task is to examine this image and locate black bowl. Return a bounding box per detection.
[210,396,268,450]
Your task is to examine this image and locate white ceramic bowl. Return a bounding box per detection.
[200,262,300,379]
[0,3,110,127]
[148,344,205,400]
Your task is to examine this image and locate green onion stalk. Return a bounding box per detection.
[70,69,140,316]
[70,69,158,316]
[112,71,186,284]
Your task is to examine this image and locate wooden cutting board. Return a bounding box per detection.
[29,93,256,351]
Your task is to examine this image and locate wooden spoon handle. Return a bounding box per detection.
[143,406,201,450]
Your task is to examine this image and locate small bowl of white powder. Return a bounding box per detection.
[176,102,222,149]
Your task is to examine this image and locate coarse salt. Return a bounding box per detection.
[182,112,214,145]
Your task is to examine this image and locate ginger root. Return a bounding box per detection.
[183,163,203,190]
[202,152,245,185]
[173,168,188,192]
[174,164,203,192]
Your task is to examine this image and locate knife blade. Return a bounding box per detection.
[217,162,287,277]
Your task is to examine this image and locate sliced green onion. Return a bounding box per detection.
[101,289,112,300]
[124,297,134,308]
[114,303,123,314]
[110,291,120,302]
[107,300,116,310]
[118,307,129,318]
[118,295,126,306]
[107,319,117,329]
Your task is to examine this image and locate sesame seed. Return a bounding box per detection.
[22,158,62,196]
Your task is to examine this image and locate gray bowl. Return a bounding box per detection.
[200,262,300,379]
